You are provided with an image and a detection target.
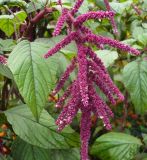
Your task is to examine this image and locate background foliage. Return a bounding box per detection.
[0,0,147,159]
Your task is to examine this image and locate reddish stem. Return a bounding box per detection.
[31,8,53,24]
[23,8,54,40]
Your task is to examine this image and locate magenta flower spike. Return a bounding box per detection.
[56,80,80,131]
[80,26,92,34]
[0,55,7,64]
[44,0,140,159]
[52,57,77,96]
[70,0,84,16]
[77,44,89,107]
[53,8,69,36]
[55,81,75,108]
[87,47,107,74]
[84,34,140,55]
[89,84,113,130]
[88,60,124,101]
[57,0,62,6]
[80,107,91,160]
[89,71,116,105]
[104,0,118,35]
[44,32,78,58]
[74,11,115,28]
[132,4,142,15]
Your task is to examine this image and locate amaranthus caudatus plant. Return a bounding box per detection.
[44,0,141,159]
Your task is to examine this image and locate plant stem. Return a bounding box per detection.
[22,7,54,41]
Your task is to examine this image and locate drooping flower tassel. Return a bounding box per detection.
[53,8,69,36]
[0,55,7,64]
[55,81,75,108]
[44,1,141,159]
[77,44,89,107]
[89,83,113,130]
[89,71,116,105]
[104,0,118,35]
[84,34,140,55]
[56,80,80,131]
[74,11,115,28]
[132,4,142,15]
[80,106,91,160]
[52,57,77,95]
[70,0,85,15]
[88,60,124,101]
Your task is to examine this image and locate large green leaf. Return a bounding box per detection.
[91,132,142,160]
[5,105,80,149]
[0,39,16,52]
[12,137,80,160]
[8,40,58,119]
[13,10,27,22]
[0,15,14,37]
[95,50,118,68]
[110,0,132,14]
[123,59,147,114]
[0,63,13,79]
[0,11,27,37]
[132,27,145,40]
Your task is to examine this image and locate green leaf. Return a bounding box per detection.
[137,33,147,46]
[0,39,16,52]
[142,1,147,12]
[142,23,147,29]
[14,10,27,22]
[110,0,132,14]
[79,0,89,14]
[8,40,58,119]
[26,1,43,13]
[0,11,27,37]
[143,133,147,146]
[123,59,147,114]
[0,15,15,37]
[95,0,103,8]
[0,154,13,160]
[122,39,136,45]
[0,63,13,79]
[26,0,51,13]
[95,50,118,68]
[91,132,142,160]
[5,105,80,149]
[12,137,80,160]
[132,27,145,40]
[0,0,26,7]
[135,153,147,160]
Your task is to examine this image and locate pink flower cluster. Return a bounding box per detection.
[0,55,7,64]
[44,0,140,159]
[132,3,142,15]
